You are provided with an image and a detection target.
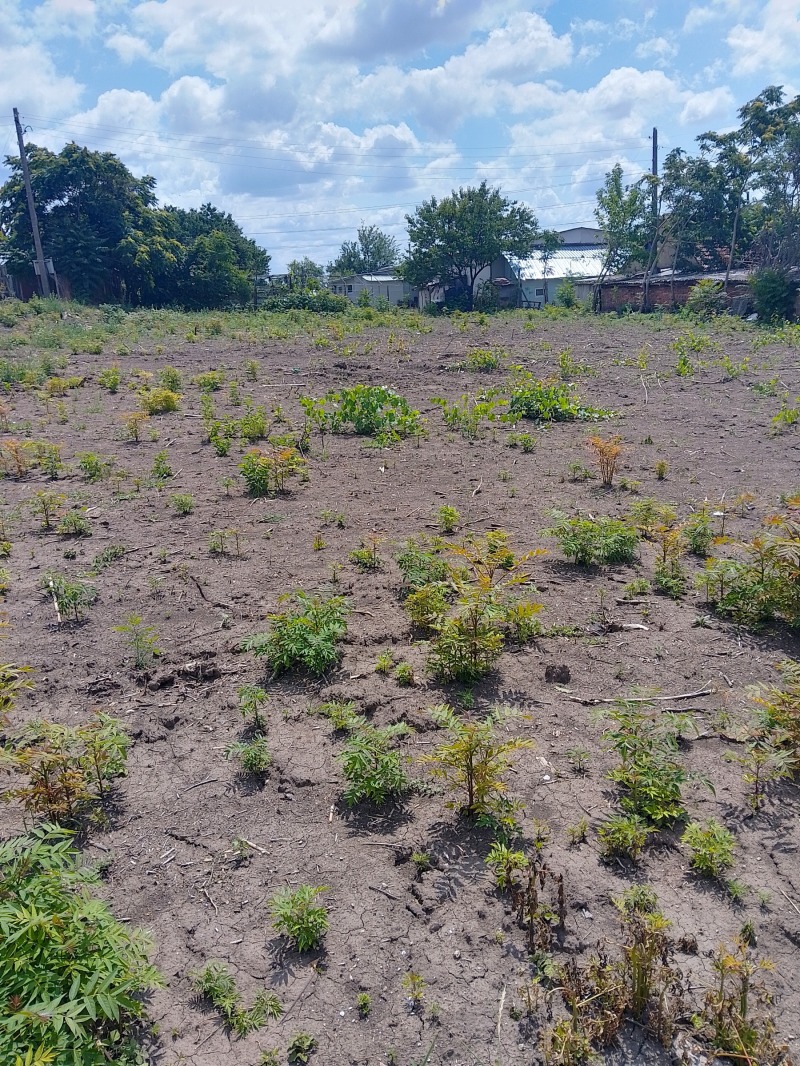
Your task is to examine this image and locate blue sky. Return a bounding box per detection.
[1,0,798,271]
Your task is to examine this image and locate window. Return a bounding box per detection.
[347,285,353,293]
[535,287,545,297]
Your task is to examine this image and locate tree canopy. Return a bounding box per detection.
[327,224,400,276]
[0,141,268,308]
[402,182,539,310]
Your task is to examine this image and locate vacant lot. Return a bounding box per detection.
[1,302,799,1066]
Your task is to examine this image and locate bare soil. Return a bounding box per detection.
[1,308,799,1066]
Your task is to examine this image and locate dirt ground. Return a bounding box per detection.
[1,306,799,1066]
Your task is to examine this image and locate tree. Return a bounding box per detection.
[0,145,269,308]
[535,229,563,304]
[327,224,400,276]
[287,257,325,290]
[402,181,539,311]
[594,166,650,283]
[0,141,157,302]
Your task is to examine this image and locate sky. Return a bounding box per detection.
[1,0,799,272]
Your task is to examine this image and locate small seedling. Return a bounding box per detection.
[394,661,414,686]
[375,649,394,674]
[437,504,460,534]
[312,534,326,550]
[357,992,371,1017]
[567,817,589,845]
[401,971,425,1008]
[655,459,668,480]
[225,736,271,774]
[114,615,160,671]
[287,1033,318,1064]
[238,684,268,730]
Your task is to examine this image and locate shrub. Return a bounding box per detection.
[97,365,121,392]
[244,592,348,677]
[508,375,609,423]
[685,278,727,318]
[306,384,423,443]
[190,961,282,1036]
[338,723,410,805]
[0,824,161,1064]
[240,446,306,496]
[194,370,225,392]
[751,267,798,323]
[139,387,180,414]
[1,713,129,823]
[682,819,736,878]
[158,365,182,391]
[588,435,623,487]
[423,704,533,829]
[270,885,329,951]
[395,536,450,594]
[77,452,111,482]
[57,510,91,537]
[597,814,652,861]
[171,492,194,515]
[114,615,160,671]
[43,571,96,621]
[437,504,460,534]
[545,512,638,566]
[225,736,271,774]
[555,278,577,307]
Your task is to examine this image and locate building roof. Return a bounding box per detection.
[513,247,607,281]
[602,268,751,287]
[361,274,401,283]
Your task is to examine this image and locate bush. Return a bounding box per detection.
[508,376,609,423]
[0,824,161,1064]
[751,268,798,323]
[308,384,423,443]
[260,291,348,312]
[545,513,639,566]
[139,387,180,414]
[555,278,577,308]
[597,813,652,861]
[338,723,410,805]
[682,819,736,878]
[244,592,349,676]
[685,278,728,318]
[270,885,329,951]
[240,446,306,496]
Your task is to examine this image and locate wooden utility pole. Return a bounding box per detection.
[651,127,658,218]
[13,108,50,297]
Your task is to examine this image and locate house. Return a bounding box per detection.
[328,272,414,306]
[597,268,752,313]
[416,227,607,310]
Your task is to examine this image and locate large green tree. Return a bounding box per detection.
[402,181,539,310]
[0,143,268,308]
[327,224,400,276]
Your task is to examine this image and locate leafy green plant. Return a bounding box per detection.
[682,819,736,878]
[394,661,414,686]
[97,365,121,392]
[139,387,180,414]
[0,824,162,1064]
[507,372,610,423]
[437,504,460,534]
[684,507,714,556]
[28,489,65,529]
[194,369,225,392]
[240,446,306,497]
[395,536,450,595]
[597,814,652,862]
[225,736,271,774]
[1,713,129,823]
[601,703,698,826]
[423,704,533,829]
[44,571,96,621]
[190,961,282,1036]
[57,509,91,537]
[303,384,423,444]
[114,615,160,670]
[158,365,181,391]
[170,492,194,515]
[375,649,394,674]
[270,886,329,951]
[349,535,382,570]
[287,1032,318,1064]
[244,592,348,677]
[544,512,638,566]
[485,840,528,890]
[238,684,268,731]
[151,449,172,483]
[357,992,371,1017]
[433,391,506,439]
[338,723,410,805]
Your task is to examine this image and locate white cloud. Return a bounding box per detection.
[105,31,152,63]
[32,0,96,39]
[679,85,735,123]
[727,0,800,75]
[635,36,678,60]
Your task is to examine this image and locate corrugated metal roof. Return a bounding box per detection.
[514,248,606,280]
[361,274,401,282]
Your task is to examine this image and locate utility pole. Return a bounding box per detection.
[13,108,50,297]
[651,126,658,218]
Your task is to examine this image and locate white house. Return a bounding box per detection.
[328,273,414,306]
